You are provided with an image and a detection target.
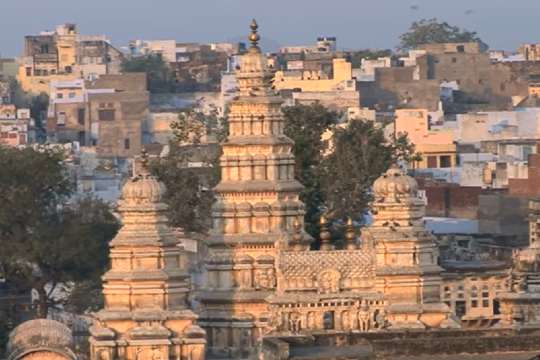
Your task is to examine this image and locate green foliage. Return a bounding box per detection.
[398,18,487,52]
[0,146,119,318]
[320,120,417,222]
[282,104,339,237]
[122,54,176,93]
[348,49,392,68]
[170,107,225,145]
[150,143,218,233]
[281,104,416,243]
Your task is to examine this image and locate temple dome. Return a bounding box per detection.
[7,319,76,360]
[373,164,418,199]
[121,171,166,204]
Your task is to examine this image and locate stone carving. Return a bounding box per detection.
[98,349,110,360]
[151,346,163,360]
[373,309,388,329]
[318,269,341,294]
[255,268,276,290]
[358,303,371,332]
[288,312,302,333]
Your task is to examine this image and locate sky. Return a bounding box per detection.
[2,0,540,57]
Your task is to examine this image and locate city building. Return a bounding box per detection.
[395,108,457,169]
[17,24,123,94]
[0,105,34,146]
[518,43,540,61]
[47,73,149,158]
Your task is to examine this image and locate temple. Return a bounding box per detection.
[198,21,453,359]
[88,151,206,360]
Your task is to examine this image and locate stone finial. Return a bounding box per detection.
[292,217,303,243]
[249,19,260,50]
[372,164,418,202]
[319,215,333,251]
[122,148,165,205]
[345,217,357,250]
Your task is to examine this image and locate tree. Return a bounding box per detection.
[398,18,487,52]
[282,104,339,237]
[320,119,416,223]
[122,54,176,93]
[151,109,226,232]
[0,146,119,318]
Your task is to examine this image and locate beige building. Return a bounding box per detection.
[47,73,149,158]
[17,24,123,94]
[0,105,33,146]
[274,57,353,92]
[395,108,457,169]
[518,43,540,61]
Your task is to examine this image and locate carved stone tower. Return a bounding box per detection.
[365,165,449,329]
[89,153,206,360]
[198,20,307,358]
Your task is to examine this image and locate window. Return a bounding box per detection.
[26,67,32,77]
[40,44,49,54]
[427,156,438,168]
[452,57,457,63]
[78,131,85,146]
[57,112,66,126]
[457,45,465,53]
[124,138,130,150]
[482,285,490,308]
[68,92,76,98]
[65,66,72,74]
[455,301,466,318]
[77,108,85,125]
[471,286,478,308]
[493,300,501,315]
[57,93,63,99]
[440,155,452,168]
[98,109,115,121]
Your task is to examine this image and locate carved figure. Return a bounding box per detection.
[358,305,371,332]
[254,268,276,290]
[151,346,162,360]
[98,349,110,360]
[288,312,301,333]
[374,309,388,329]
[306,312,316,330]
[317,269,341,294]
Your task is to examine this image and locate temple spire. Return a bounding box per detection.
[248,19,260,50]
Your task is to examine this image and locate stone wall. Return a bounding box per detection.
[478,192,530,246]
[509,151,540,197]
[263,328,540,359]
[422,184,482,219]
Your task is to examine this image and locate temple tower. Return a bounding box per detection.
[198,20,308,358]
[365,165,450,328]
[498,198,540,328]
[89,152,206,360]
